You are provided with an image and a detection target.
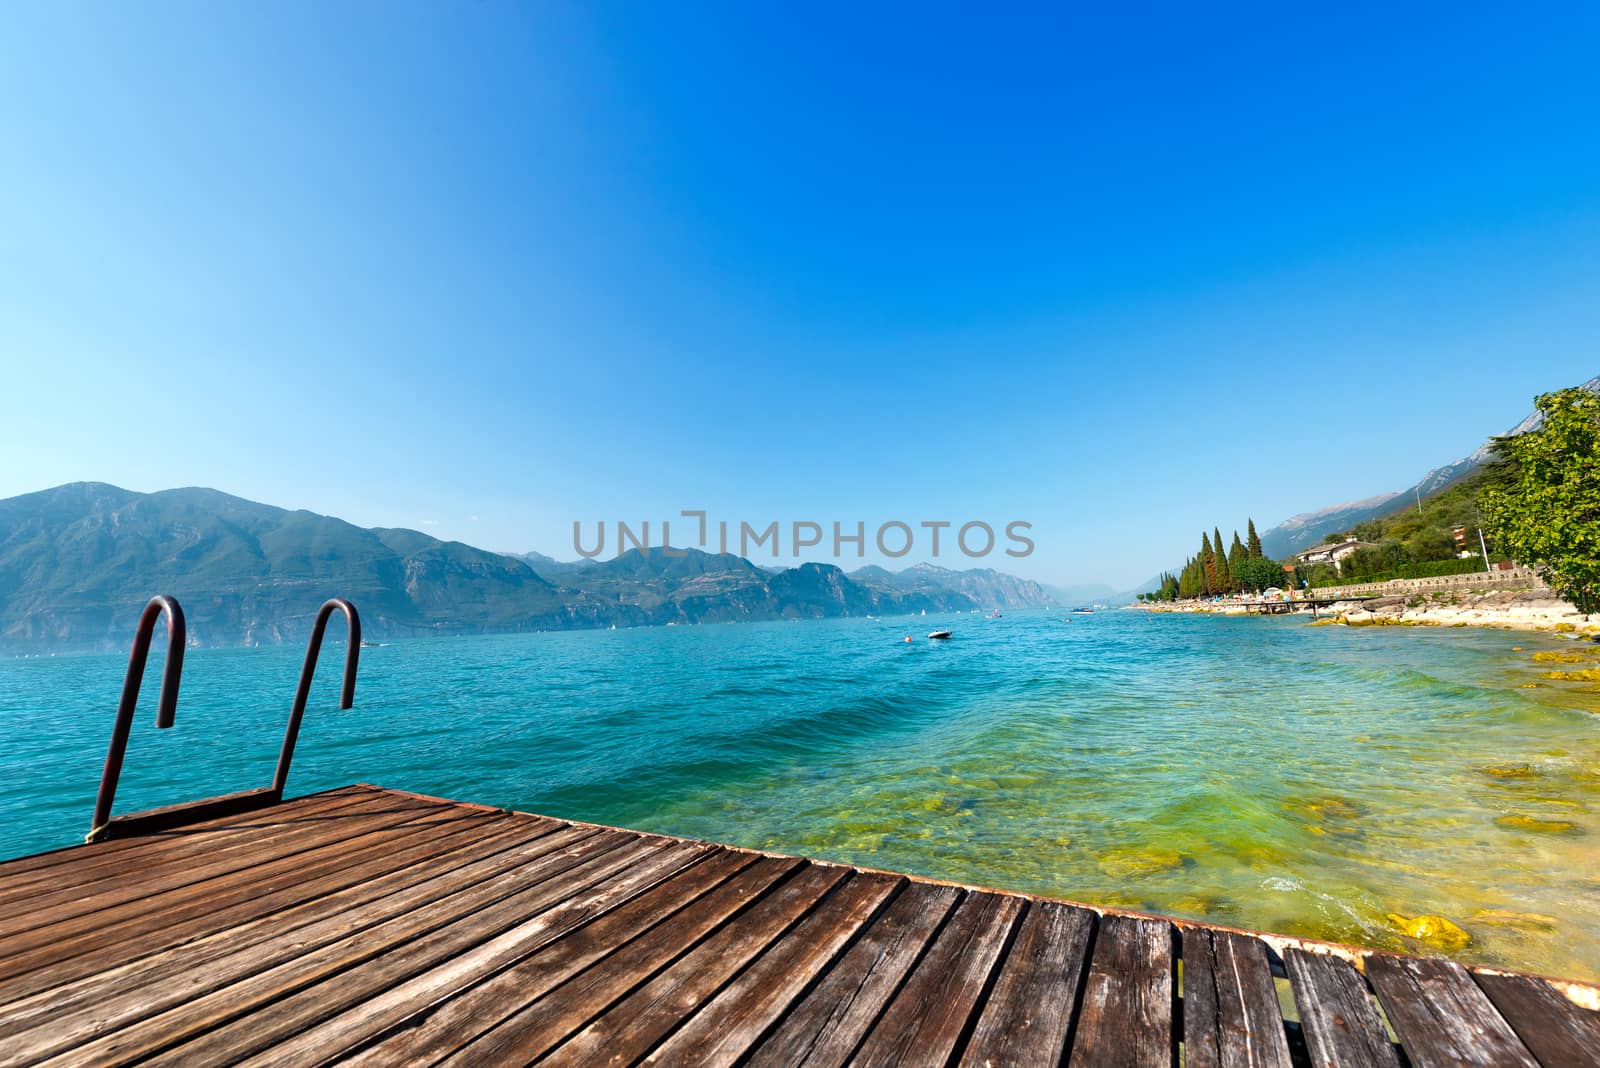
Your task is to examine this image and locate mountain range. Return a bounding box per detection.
[1255,374,1599,559]
[0,484,1055,653]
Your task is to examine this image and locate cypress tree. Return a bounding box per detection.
[1247,518,1263,558]
[1228,532,1247,573]
[1213,527,1232,592]
[1201,532,1217,593]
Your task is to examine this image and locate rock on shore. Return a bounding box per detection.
[1329,589,1595,634]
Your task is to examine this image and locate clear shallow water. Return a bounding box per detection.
[3,610,1598,982]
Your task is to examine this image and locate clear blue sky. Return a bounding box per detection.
[2,3,1596,589]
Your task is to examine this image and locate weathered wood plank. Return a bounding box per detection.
[436,855,808,1066]
[1,823,623,1065]
[1283,948,1400,1068]
[161,840,716,1066]
[640,872,903,1066]
[0,786,373,882]
[539,863,855,1066]
[333,849,763,1066]
[957,899,1094,1068]
[0,791,437,942]
[1069,913,1174,1068]
[849,890,1024,1066]
[0,788,379,904]
[1182,927,1293,1068]
[1474,971,1600,1068]
[1366,953,1539,1068]
[0,800,502,994]
[0,788,389,917]
[0,812,535,1023]
[745,880,962,1068]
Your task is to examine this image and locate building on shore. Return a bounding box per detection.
[1293,538,1367,572]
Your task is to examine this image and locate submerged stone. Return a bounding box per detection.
[1098,847,1184,878]
[1386,912,1472,952]
[1496,814,1578,833]
[1470,908,1559,932]
[1478,764,1538,779]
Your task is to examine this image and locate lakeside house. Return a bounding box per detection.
[1294,538,1367,572]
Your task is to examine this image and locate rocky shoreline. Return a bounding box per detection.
[1142,588,1598,636]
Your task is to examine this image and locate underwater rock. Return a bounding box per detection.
[1167,895,1225,917]
[1098,847,1184,878]
[1478,764,1538,779]
[1387,912,1472,951]
[1303,796,1363,819]
[1470,908,1559,933]
[1543,668,1600,682]
[1496,814,1578,833]
[1531,650,1592,664]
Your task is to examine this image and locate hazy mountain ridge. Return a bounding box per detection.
[0,484,1053,652]
[1257,375,1599,558]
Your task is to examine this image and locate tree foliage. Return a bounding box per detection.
[1480,387,1600,616]
[1212,527,1231,591]
[1233,555,1286,593]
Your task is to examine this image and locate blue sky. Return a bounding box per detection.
[2,3,1597,589]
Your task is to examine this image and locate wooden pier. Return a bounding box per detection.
[1237,596,1373,618]
[2,785,1597,1066]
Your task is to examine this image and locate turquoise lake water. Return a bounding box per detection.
[3,610,1598,982]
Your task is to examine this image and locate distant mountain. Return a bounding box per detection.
[1257,375,1600,558]
[0,483,576,651]
[1041,581,1118,607]
[507,550,595,580]
[0,484,1055,653]
[848,562,1057,611]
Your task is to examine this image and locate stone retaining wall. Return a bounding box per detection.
[1311,566,1545,600]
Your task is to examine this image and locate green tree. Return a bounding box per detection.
[1228,532,1246,574]
[1213,527,1232,592]
[1233,556,1285,593]
[1179,556,1199,599]
[1200,533,1216,594]
[1246,518,1263,558]
[1403,529,1456,564]
[1480,387,1600,616]
[1342,542,1403,582]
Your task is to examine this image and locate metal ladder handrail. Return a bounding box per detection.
[87,595,186,842]
[85,595,361,843]
[270,598,360,799]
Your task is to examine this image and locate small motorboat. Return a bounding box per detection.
[928,630,952,640]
